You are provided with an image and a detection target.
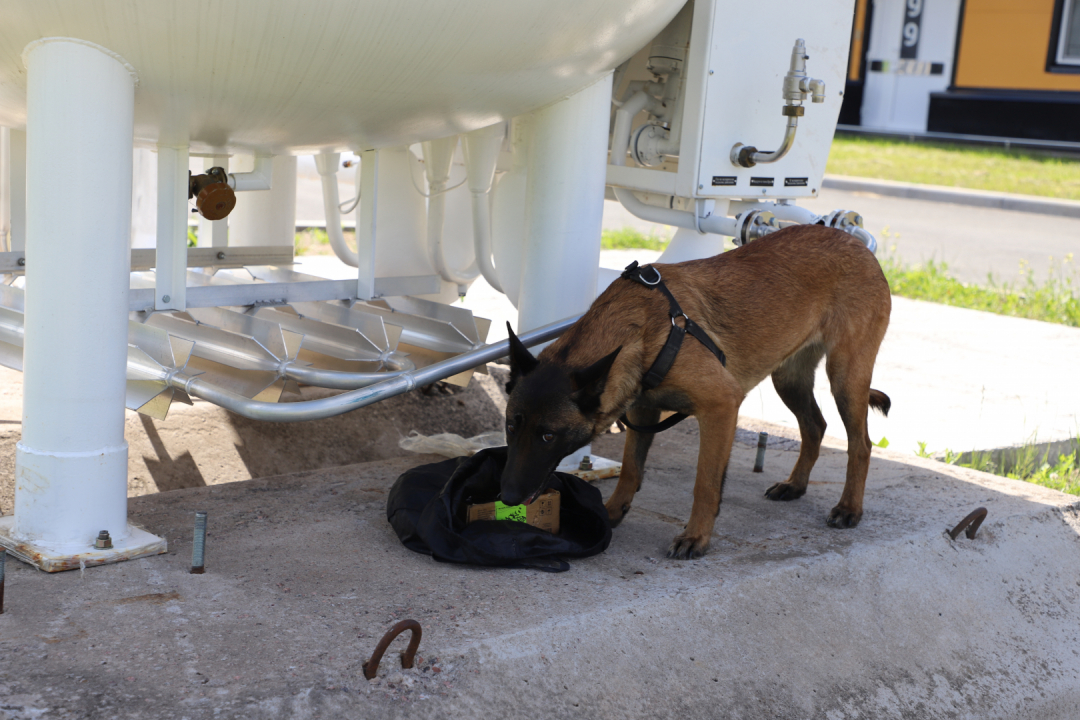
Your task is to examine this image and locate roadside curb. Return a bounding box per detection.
[823,174,1080,219]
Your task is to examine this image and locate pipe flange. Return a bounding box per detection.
[733,210,778,246]
[821,209,863,232]
[821,209,876,252]
[730,143,758,169]
[631,123,669,167]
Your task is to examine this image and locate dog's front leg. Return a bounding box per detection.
[605,405,660,527]
[668,394,740,560]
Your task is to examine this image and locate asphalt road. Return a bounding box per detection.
[801,187,1080,286]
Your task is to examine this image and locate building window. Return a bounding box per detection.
[1054,0,1080,68]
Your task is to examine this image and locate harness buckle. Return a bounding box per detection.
[670,312,690,327]
[639,265,662,286]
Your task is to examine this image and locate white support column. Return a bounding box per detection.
[6,129,26,252]
[516,75,613,473]
[0,38,165,571]
[229,155,297,248]
[155,144,190,311]
[356,149,378,300]
[0,127,9,251]
[517,76,611,332]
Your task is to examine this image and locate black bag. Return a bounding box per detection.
[386,447,611,572]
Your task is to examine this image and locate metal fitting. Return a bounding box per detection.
[753,432,768,472]
[94,530,113,549]
[820,209,877,253]
[631,123,671,167]
[731,38,825,168]
[579,455,594,471]
[188,167,236,221]
[733,210,778,246]
[190,511,208,574]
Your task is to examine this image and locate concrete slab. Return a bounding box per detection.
[1,421,1077,719]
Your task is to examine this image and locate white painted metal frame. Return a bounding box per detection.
[0,37,166,572]
[357,149,378,300]
[155,144,189,311]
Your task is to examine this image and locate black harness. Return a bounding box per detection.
[617,261,727,434]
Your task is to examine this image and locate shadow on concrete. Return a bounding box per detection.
[225,372,509,483]
[139,414,207,492]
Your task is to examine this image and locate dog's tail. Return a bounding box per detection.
[869,389,891,417]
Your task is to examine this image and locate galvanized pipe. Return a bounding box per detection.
[170,314,580,422]
[282,354,415,390]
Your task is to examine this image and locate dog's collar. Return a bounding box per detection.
[618,261,726,434]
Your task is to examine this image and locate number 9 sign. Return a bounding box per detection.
[899,0,923,59]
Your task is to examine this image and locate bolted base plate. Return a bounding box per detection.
[556,454,621,482]
[0,518,167,573]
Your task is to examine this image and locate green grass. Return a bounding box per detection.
[880,249,1080,328]
[917,438,1080,496]
[601,227,671,251]
[828,134,1080,201]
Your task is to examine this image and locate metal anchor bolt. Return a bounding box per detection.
[363,619,422,680]
[753,432,768,472]
[190,511,208,574]
[1,548,6,614]
[579,455,593,471]
[947,507,988,541]
[94,530,113,549]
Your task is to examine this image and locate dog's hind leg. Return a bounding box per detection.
[605,405,661,527]
[764,342,827,502]
[823,345,879,529]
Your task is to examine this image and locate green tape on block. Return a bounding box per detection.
[494,501,527,522]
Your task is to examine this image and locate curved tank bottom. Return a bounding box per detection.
[0,0,686,154]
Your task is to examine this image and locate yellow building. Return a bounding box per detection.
[843,0,1080,142]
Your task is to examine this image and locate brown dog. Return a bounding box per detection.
[501,224,891,559]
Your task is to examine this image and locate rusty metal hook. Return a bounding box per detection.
[947,507,988,541]
[362,619,422,680]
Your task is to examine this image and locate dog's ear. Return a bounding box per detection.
[570,346,621,416]
[505,322,538,394]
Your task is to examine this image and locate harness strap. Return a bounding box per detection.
[617,261,727,434]
[620,412,689,434]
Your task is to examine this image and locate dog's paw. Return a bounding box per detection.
[605,501,631,528]
[666,533,709,560]
[826,505,862,528]
[764,482,806,502]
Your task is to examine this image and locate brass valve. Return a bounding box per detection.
[189,167,236,221]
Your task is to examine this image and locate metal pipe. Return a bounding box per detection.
[463,123,506,293]
[422,136,478,290]
[170,314,579,422]
[610,90,658,167]
[767,202,819,225]
[282,354,415,390]
[315,152,359,267]
[228,155,273,192]
[738,115,798,167]
[851,226,877,254]
[612,186,739,237]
